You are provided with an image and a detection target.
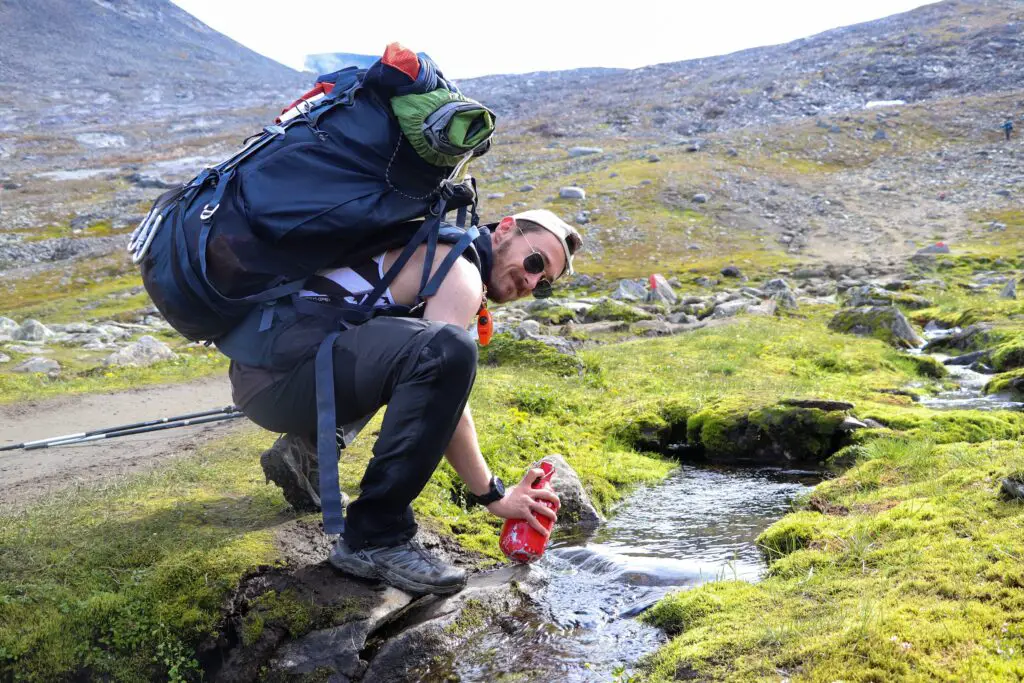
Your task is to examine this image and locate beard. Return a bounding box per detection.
[486,239,517,303]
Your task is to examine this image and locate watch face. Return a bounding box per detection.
[493,477,506,497]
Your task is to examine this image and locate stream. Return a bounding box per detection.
[444,466,819,681]
[434,342,1022,681]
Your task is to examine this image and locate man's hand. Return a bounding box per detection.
[485,467,559,535]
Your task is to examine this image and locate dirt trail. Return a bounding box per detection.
[0,375,253,510]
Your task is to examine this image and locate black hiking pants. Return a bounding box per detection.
[236,317,478,550]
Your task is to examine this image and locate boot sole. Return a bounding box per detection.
[260,447,321,512]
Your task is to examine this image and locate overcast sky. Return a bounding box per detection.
[171,0,937,79]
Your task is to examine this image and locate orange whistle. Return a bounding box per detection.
[477,304,493,346]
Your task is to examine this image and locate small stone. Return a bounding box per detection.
[692,193,709,204]
[575,212,589,225]
[559,186,586,200]
[13,357,60,374]
[487,192,505,200]
[1001,279,1018,299]
[1000,475,1024,501]
[721,265,743,278]
[518,184,536,192]
[648,154,661,163]
[568,147,603,158]
[774,290,799,309]
[763,278,793,295]
[726,148,738,157]
[712,300,750,318]
[916,242,951,255]
[873,129,888,141]
[515,320,542,337]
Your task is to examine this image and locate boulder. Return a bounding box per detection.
[712,300,750,319]
[13,357,60,374]
[539,454,603,527]
[923,323,996,352]
[0,317,19,340]
[104,335,177,367]
[14,319,53,342]
[647,274,678,304]
[915,242,951,256]
[720,265,743,278]
[611,279,648,302]
[828,306,924,349]
[1002,279,1018,299]
[559,186,586,200]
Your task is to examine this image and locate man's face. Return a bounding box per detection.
[487,217,567,303]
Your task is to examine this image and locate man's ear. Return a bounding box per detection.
[493,216,516,244]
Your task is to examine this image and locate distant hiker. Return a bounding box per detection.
[1004,119,1014,141]
[225,210,582,594]
[131,43,582,596]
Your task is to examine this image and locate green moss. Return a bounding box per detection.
[992,340,1024,372]
[477,334,583,376]
[827,306,921,349]
[585,299,653,323]
[530,305,576,325]
[903,353,948,379]
[985,369,1024,399]
[757,511,827,560]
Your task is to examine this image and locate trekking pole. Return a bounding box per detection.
[25,412,246,449]
[0,406,242,452]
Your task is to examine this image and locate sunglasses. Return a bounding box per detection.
[518,226,554,299]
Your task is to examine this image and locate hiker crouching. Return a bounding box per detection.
[221,210,583,595]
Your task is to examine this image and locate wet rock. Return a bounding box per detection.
[828,306,924,349]
[720,265,743,278]
[648,274,678,304]
[14,319,53,342]
[923,323,995,352]
[270,587,412,679]
[611,279,647,302]
[559,186,586,200]
[944,350,992,366]
[13,357,60,374]
[360,566,538,682]
[1002,279,1018,299]
[568,146,603,158]
[540,454,603,527]
[104,335,177,367]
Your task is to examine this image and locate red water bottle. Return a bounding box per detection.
[499,461,559,563]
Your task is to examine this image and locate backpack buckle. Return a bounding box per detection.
[200,203,219,222]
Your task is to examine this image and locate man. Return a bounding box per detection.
[226,209,583,595]
[1004,118,1014,141]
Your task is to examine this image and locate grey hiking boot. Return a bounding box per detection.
[260,433,330,512]
[329,538,467,595]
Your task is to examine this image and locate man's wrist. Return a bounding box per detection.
[468,475,505,506]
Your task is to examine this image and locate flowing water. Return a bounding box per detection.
[446,466,818,682]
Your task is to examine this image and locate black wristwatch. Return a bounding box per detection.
[468,476,506,507]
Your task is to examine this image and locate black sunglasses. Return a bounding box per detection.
[519,227,554,299]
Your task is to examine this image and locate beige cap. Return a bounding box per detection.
[511,209,581,277]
